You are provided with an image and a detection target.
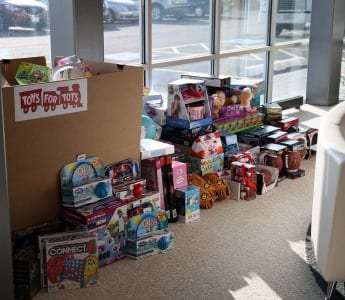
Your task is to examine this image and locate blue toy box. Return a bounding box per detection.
[126,229,174,259]
[60,156,112,208]
[175,185,200,223]
[189,152,224,176]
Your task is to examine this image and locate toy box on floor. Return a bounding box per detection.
[126,210,174,259]
[166,78,212,129]
[256,164,279,195]
[175,184,200,223]
[13,249,41,300]
[230,162,257,200]
[44,232,99,292]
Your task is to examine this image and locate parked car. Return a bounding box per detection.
[152,0,190,21]
[0,0,48,32]
[103,0,139,23]
[189,0,210,17]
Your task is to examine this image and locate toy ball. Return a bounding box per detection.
[141,115,157,139]
[94,182,110,198]
[259,151,283,173]
[258,168,272,186]
[157,236,170,251]
[133,183,144,198]
[284,151,301,173]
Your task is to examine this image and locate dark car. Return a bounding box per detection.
[152,0,190,21]
[189,0,210,17]
[0,0,48,32]
[103,0,139,23]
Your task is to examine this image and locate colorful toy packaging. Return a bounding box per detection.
[166,78,212,129]
[60,156,112,208]
[61,199,128,268]
[230,161,257,200]
[190,130,223,159]
[44,233,99,292]
[230,77,265,107]
[126,210,174,259]
[15,62,50,85]
[189,152,224,176]
[175,185,200,223]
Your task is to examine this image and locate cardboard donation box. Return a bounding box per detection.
[1,56,144,231]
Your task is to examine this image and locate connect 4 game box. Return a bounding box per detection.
[45,234,99,292]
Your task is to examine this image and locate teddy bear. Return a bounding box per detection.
[239,87,253,108]
[211,90,226,119]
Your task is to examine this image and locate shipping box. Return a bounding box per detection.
[1,56,143,231]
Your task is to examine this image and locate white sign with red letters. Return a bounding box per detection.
[14,78,87,121]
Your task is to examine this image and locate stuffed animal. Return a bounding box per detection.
[211,90,226,119]
[239,87,252,108]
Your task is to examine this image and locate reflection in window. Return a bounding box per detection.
[0,0,51,64]
[272,45,309,101]
[220,0,267,52]
[152,1,211,62]
[103,0,141,65]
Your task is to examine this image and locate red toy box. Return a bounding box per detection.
[230,161,257,200]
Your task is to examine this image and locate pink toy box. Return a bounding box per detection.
[175,184,200,223]
[172,160,188,189]
[166,78,212,129]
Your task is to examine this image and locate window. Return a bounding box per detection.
[0,0,50,63]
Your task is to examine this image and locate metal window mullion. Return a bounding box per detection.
[266,0,278,103]
[0,72,14,300]
[211,0,221,76]
[143,0,152,88]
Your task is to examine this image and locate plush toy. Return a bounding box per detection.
[211,90,226,119]
[239,87,252,108]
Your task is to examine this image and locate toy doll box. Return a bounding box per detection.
[175,185,200,223]
[45,234,99,292]
[230,77,265,107]
[166,78,212,129]
[60,156,113,208]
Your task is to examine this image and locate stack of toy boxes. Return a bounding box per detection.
[60,157,161,267]
[172,160,200,223]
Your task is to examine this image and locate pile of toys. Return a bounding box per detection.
[12,155,174,296]
[143,73,318,204]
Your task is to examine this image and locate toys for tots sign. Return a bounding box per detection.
[14,78,87,121]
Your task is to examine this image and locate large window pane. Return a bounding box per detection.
[0,0,50,64]
[272,45,309,101]
[103,0,141,64]
[220,0,267,52]
[275,0,312,42]
[152,61,211,94]
[340,36,345,101]
[152,1,211,62]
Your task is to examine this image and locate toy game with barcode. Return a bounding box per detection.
[45,234,99,292]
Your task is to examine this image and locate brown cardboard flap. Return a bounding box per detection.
[3,62,144,231]
[1,56,46,85]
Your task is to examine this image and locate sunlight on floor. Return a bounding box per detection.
[287,239,308,263]
[228,273,282,300]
